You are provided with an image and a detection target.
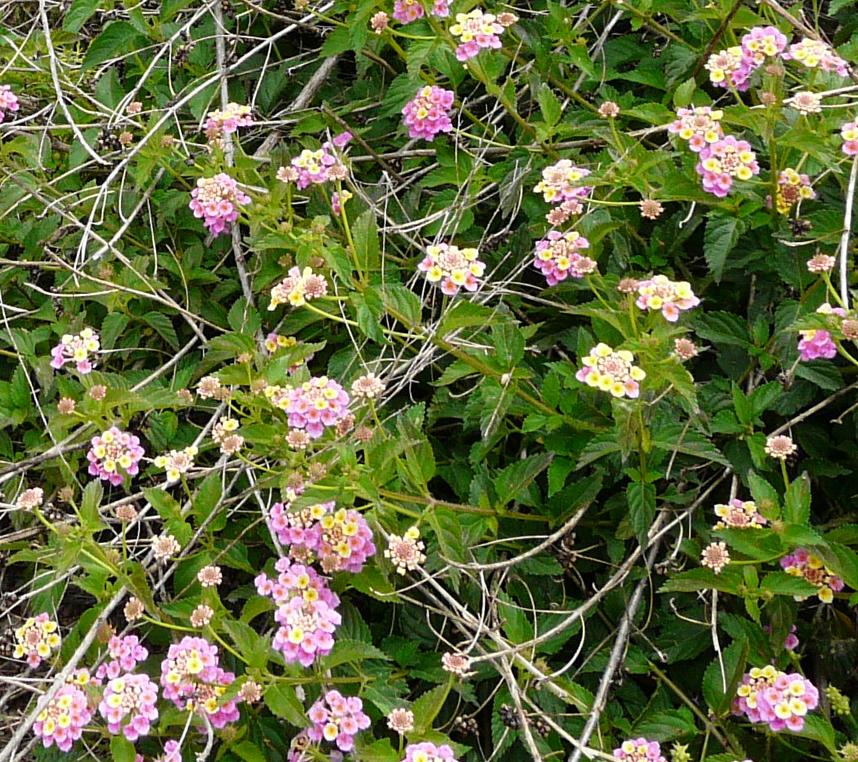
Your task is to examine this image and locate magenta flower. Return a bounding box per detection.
[696,135,760,197]
[797,329,837,361]
[402,86,455,141]
[263,376,351,438]
[667,106,724,152]
[713,498,767,529]
[740,26,788,65]
[0,84,20,123]
[841,122,858,156]
[50,327,100,374]
[99,672,160,741]
[634,275,699,322]
[418,242,485,295]
[784,38,850,76]
[534,159,591,204]
[272,595,341,666]
[188,173,250,236]
[533,230,596,286]
[13,613,61,668]
[307,690,371,752]
[159,636,240,728]
[613,738,667,762]
[704,47,755,90]
[87,427,145,486]
[255,557,340,608]
[449,9,505,61]
[95,634,149,681]
[33,684,92,752]
[403,742,460,762]
[733,665,818,731]
[204,102,253,145]
[577,343,646,399]
[780,548,844,602]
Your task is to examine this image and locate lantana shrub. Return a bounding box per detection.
[3,2,858,762]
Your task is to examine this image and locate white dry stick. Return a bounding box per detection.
[840,155,858,308]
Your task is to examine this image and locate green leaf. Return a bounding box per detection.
[320,639,390,669]
[192,473,223,523]
[659,567,742,595]
[783,473,811,525]
[703,213,746,282]
[794,361,843,390]
[537,84,562,127]
[759,571,819,597]
[694,311,751,347]
[352,211,381,275]
[576,433,621,469]
[79,479,104,532]
[494,453,552,507]
[231,741,267,762]
[731,383,753,425]
[142,311,179,349]
[100,312,130,351]
[673,77,696,107]
[627,482,656,544]
[264,683,306,727]
[381,284,422,327]
[82,22,146,70]
[746,471,780,519]
[702,638,748,716]
[144,488,192,546]
[63,0,101,32]
[634,706,697,740]
[411,682,451,734]
[110,735,137,762]
[794,714,838,752]
[354,739,400,762]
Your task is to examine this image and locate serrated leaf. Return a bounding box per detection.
[83,22,146,70]
[746,471,780,519]
[794,713,837,752]
[659,567,742,595]
[494,453,552,507]
[694,311,750,348]
[264,683,306,727]
[794,361,843,390]
[142,311,179,349]
[411,682,451,734]
[784,473,811,525]
[352,210,381,275]
[673,77,695,107]
[231,741,266,762]
[381,284,422,327]
[702,638,748,716]
[537,84,562,127]
[110,735,137,762]
[320,639,390,670]
[192,472,223,523]
[63,0,100,32]
[627,482,656,544]
[759,571,819,596]
[633,706,697,740]
[100,312,129,351]
[704,213,746,282]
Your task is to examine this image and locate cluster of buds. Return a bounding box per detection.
[98,672,160,741]
[385,526,426,574]
[351,372,385,401]
[13,613,61,667]
[264,376,351,439]
[533,230,596,286]
[418,242,486,295]
[774,168,816,215]
[0,84,20,123]
[714,498,768,529]
[159,637,240,728]
[733,665,819,731]
[188,173,250,236]
[784,38,850,76]
[204,102,253,147]
[449,9,505,61]
[278,132,352,189]
[780,548,845,603]
[154,446,197,483]
[50,327,100,374]
[613,738,667,762]
[392,0,449,24]
[269,266,328,309]
[695,136,760,197]
[307,690,372,752]
[402,86,455,141]
[87,427,145,486]
[213,417,244,455]
[667,106,724,152]
[33,684,92,752]
[634,275,700,322]
[576,343,646,399]
[402,742,461,762]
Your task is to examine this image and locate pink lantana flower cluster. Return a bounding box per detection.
[392,0,449,24]
[418,242,486,295]
[667,106,724,152]
[576,343,646,399]
[87,427,145,486]
[533,230,596,286]
[263,376,351,438]
[634,275,700,322]
[733,665,819,731]
[268,501,376,573]
[613,738,667,762]
[705,46,755,91]
[402,86,455,141]
[255,557,343,666]
[279,132,352,189]
[402,742,460,762]
[307,690,371,752]
[50,327,100,374]
[0,84,20,123]
[449,9,504,61]
[775,168,816,215]
[13,613,61,668]
[784,38,850,76]
[841,121,858,156]
[798,328,837,360]
[188,173,250,236]
[95,635,149,681]
[154,446,197,483]
[204,102,253,146]
[714,498,767,529]
[741,26,789,65]
[159,636,240,728]
[780,548,845,603]
[98,672,160,741]
[33,684,92,752]
[269,266,328,309]
[534,159,591,206]
[695,136,760,197]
